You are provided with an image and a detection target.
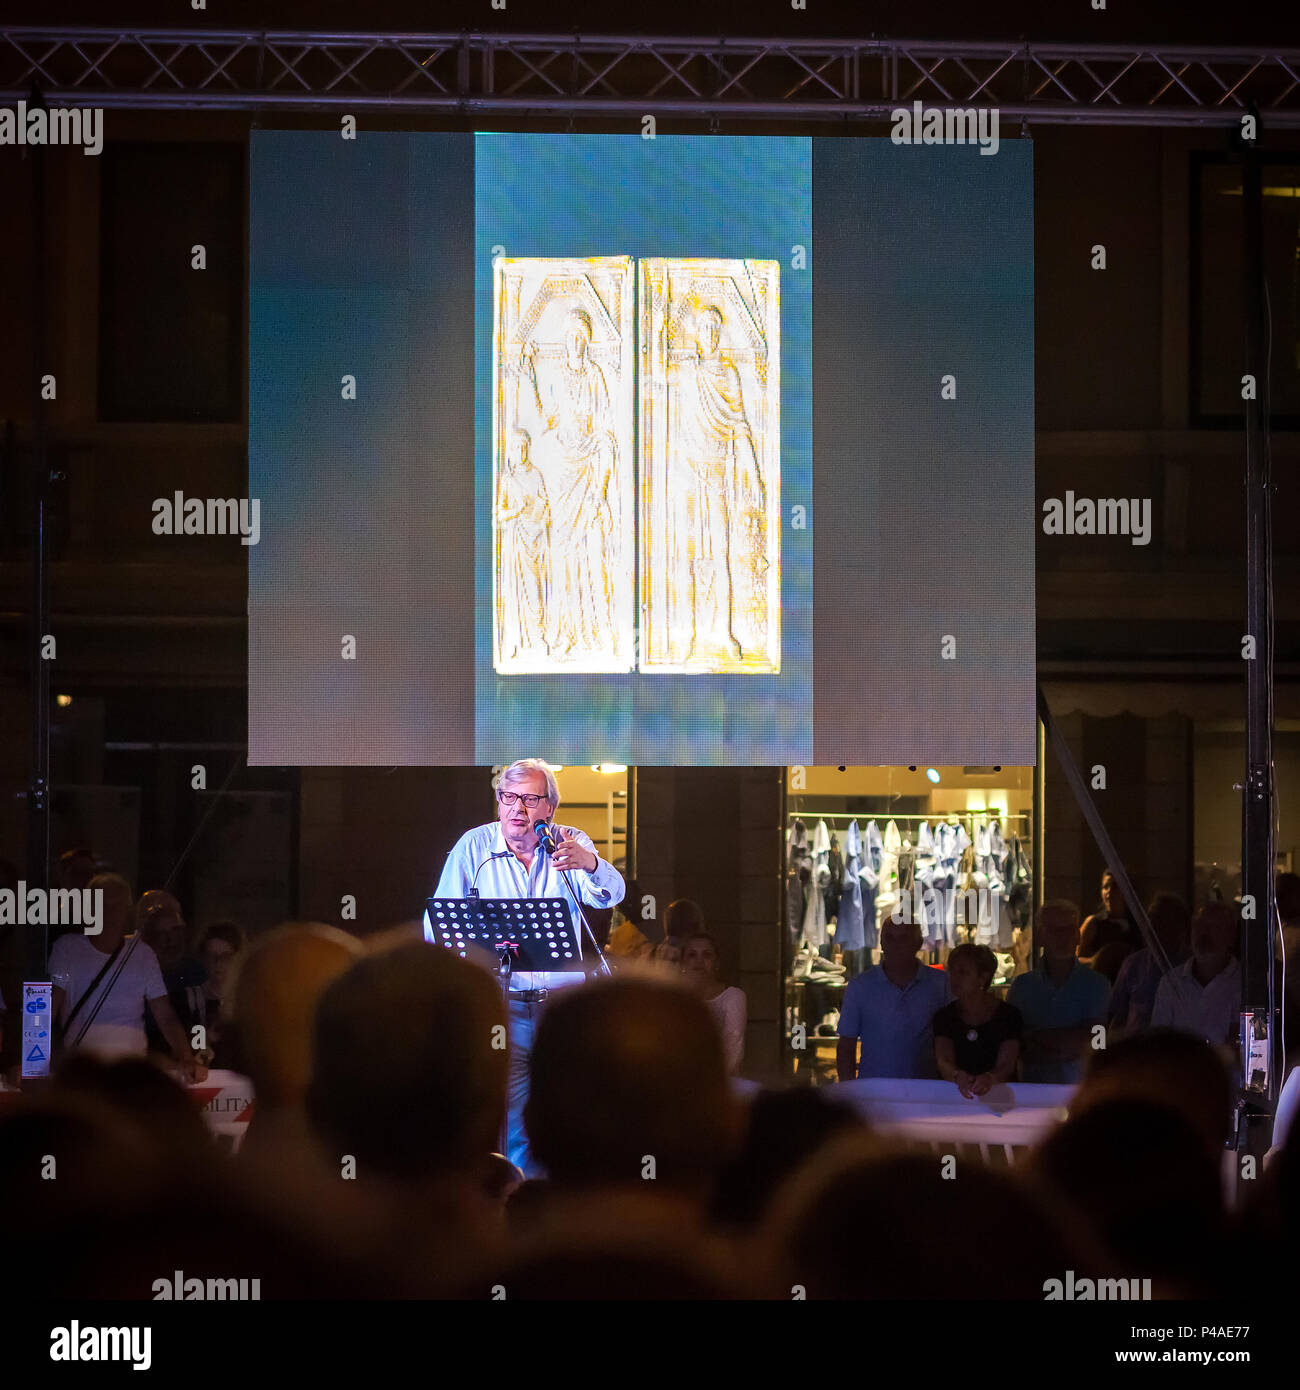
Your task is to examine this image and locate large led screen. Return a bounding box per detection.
[249,131,1033,766]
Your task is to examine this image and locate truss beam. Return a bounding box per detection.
[2,29,1299,127]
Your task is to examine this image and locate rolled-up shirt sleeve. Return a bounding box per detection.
[564,827,625,908]
[837,979,863,1039]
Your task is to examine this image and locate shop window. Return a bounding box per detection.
[784,765,1035,1080]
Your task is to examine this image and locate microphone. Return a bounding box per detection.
[534,820,558,855]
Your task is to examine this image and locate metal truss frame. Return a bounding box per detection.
[1,27,1299,127]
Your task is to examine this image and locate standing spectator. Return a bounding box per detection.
[1008,900,1110,1083]
[1151,901,1241,1049]
[1108,893,1191,1039]
[680,932,746,1075]
[49,874,204,1079]
[137,890,207,1059]
[933,942,1022,1097]
[1078,868,1139,962]
[836,915,948,1081]
[198,920,245,1069]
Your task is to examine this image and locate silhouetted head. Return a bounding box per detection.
[681,932,721,986]
[86,872,133,945]
[664,898,705,939]
[765,1137,1092,1299]
[56,848,97,892]
[525,976,740,1199]
[712,1087,862,1229]
[946,942,998,999]
[308,942,507,1181]
[230,921,362,1110]
[1075,1028,1234,1157]
[1148,892,1191,954]
[1033,1097,1227,1294]
[1037,899,1082,962]
[1099,868,1128,919]
[136,889,187,973]
[879,914,923,969]
[1191,901,1237,965]
[53,1053,213,1167]
[199,920,244,1001]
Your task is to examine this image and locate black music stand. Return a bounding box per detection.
[424,896,591,975]
[426,895,590,1164]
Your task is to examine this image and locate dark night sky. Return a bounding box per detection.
[6,0,1300,46]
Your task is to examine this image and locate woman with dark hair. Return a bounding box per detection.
[680,932,746,1075]
[933,943,1022,1097]
[1079,868,1139,964]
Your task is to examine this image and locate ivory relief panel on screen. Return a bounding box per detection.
[492,256,779,676]
[493,257,636,674]
[640,259,780,673]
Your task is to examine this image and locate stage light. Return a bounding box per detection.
[55,694,72,708]
[926,768,940,783]
[591,764,628,774]
[543,763,564,772]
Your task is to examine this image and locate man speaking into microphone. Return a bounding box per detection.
[426,758,625,1177]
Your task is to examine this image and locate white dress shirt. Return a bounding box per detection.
[1150,956,1241,1046]
[426,821,625,991]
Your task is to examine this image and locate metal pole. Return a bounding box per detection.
[1239,128,1278,1109]
[26,93,51,981]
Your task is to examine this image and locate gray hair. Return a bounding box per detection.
[499,758,560,809]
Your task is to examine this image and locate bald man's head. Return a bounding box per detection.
[230,922,362,1109]
[525,977,740,1196]
[308,943,508,1180]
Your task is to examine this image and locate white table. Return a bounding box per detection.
[832,1077,1075,1160]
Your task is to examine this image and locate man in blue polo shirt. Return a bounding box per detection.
[1008,899,1111,1083]
[836,914,949,1079]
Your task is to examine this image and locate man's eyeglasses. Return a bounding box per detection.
[497,789,550,808]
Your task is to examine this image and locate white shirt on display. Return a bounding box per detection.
[426,820,625,991]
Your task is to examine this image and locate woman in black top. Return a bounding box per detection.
[933,943,1022,1098]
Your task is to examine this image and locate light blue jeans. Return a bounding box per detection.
[507,998,545,1178]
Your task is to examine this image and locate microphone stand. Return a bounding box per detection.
[494,938,519,1158]
[538,823,613,978]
